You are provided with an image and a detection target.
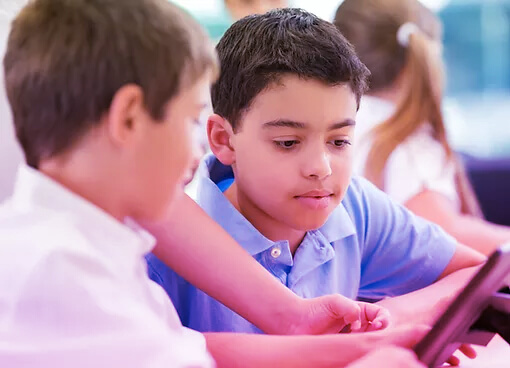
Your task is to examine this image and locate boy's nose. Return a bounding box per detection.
[301,151,332,180]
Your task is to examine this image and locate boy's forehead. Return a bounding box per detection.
[240,75,357,129]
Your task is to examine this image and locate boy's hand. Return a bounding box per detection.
[286,294,390,335]
[344,325,429,368]
[446,344,477,366]
[353,301,391,332]
[380,326,476,366]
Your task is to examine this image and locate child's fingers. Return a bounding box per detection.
[444,345,476,366]
[459,344,477,359]
[372,308,391,329]
[446,354,460,366]
[357,302,391,330]
[330,296,362,330]
[346,316,362,332]
[366,320,384,331]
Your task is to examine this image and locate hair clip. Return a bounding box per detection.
[397,22,419,48]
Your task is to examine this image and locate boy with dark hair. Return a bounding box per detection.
[0,1,425,367]
[147,7,484,334]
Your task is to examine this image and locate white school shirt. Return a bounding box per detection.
[354,95,460,209]
[0,165,214,368]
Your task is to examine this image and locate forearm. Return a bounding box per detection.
[145,193,300,334]
[204,333,375,368]
[377,267,479,326]
[448,215,510,256]
[405,190,510,256]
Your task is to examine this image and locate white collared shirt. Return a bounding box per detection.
[354,95,460,209]
[0,165,214,368]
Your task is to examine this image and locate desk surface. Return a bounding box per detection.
[458,335,510,367]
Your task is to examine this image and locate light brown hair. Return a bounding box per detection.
[4,0,217,168]
[334,0,482,216]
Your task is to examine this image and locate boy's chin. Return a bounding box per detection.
[289,214,331,232]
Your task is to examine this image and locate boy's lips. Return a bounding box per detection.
[294,190,334,210]
[297,189,333,197]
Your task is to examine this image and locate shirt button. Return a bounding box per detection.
[270,247,281,258]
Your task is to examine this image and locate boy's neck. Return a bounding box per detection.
[224,183,306,255]
[39,152,128,222]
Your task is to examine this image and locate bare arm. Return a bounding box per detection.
[346,347,425,368]
[405,189,510,256]
[205,325,428,368]
[378,238,484,327]
[437,241,485,279]
[378,266,480,326]
[146,193,386,335]
[146,193,299,334]
[377,234,484,326]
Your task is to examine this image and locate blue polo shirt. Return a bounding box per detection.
[146,154,457,333]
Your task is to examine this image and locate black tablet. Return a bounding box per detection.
[414,244,510,367]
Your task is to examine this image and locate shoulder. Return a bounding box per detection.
[338,176,395,234]
[340,176,431,243]
[0,205,111,296]
[388,125,451,176]
[385,127,458,204]
[394,127,449,165]
[342,176,388,212]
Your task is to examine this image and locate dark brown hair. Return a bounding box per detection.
[212,8,370,131]
[4,0,217,168]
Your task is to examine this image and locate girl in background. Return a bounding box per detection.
[334,0,510,255]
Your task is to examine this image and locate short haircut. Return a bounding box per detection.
[4,0,217,168]
[211,8,370,131]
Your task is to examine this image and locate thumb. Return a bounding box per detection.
[325,294,362,331]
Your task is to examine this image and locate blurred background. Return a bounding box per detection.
[1,0,509,224]
[172,0,510,225]
[173,0,510,157]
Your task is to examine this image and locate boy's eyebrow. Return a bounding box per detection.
[327,119,356,130]
[263,119,306,129]
[262,119,356,130]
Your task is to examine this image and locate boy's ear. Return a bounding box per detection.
[106,84,145,146]
[207,113,236,165]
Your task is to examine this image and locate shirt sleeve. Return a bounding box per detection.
[346,177,457,300]
[0,247,212,368]
[146,252,194,327]
[384,133,459,207]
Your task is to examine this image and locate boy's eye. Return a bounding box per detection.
[274,140,299,149]
[329,139,352,148]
